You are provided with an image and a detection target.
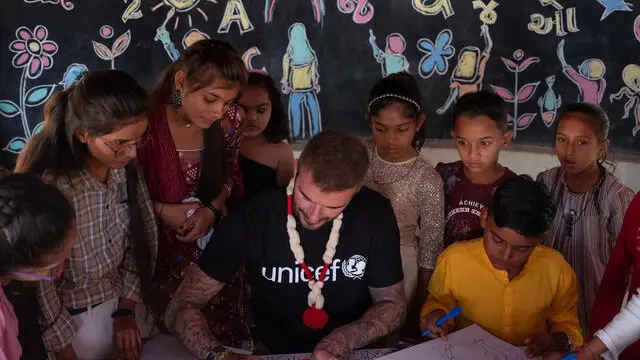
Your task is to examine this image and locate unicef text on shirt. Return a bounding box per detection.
[261,255,368,284]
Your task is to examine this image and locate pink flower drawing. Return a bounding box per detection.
[10,25,58,79]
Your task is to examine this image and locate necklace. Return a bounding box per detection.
[286,179,343,330]
[558,170,604,238]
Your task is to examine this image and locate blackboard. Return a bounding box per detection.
[2,0,640,168]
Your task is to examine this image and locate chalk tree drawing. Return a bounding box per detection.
[610,64,640,136]
[265,0,325,24]
[417,29,455,79]
[218,0,254,34]
[528,6,579,37]
[122,0,143,22]
[412,0,454,19]
[2,25,58,154]
[151,0,216,30]
[281,23,322,140]
[368,30,409,78]
[490,49,540,139]
[338,0,374,24]
[596,0,633,21]
[537,75,561,128]
[557,39,606,104]
[634,15,640,43]
[472,0,499,25]
[92,28,132,69]
[437,24,492,115]
[242,46,267,72]
[23,0,76,10]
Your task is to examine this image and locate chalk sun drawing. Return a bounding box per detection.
[122,0,143,23]
[151,0,217,30]
[218,0,254,34]
[242,46,267,73]
[557,39,606,104]
[265,0,325,24]
[417,29,455,79]
[23,0,76,10]
[610,64,640,136]
[490,49,541,139]
[338,0,374,24]
[412,0,454,19]
[537,75,561,128]
[368,30,409,78]
[596,0,633,21]
[2,25,58,154]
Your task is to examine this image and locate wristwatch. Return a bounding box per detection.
[206,346,231,360]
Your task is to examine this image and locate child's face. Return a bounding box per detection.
[176,71,240,129]
[370,103,424,162]
[237,85,272,138]
[481,210,541,278]
[555,113,606,175]
[82,118,149,170]
[452,115,511,175]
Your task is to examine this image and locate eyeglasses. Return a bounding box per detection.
[99,130,151,157]
[11,259,67,281]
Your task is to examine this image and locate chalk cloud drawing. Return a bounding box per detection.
[610,64,640,136]
[218,0,254,34]
[412,0,454,19]
[60,63,88,90]
[528,6,579,36]
[634,15,640,43]
[596,0,633,21]
[151,0,216,30]
[92,27,131,69]
[2,25,58,154]
[122,0,143,22]
[417,29,455,79]
[265,0,325,24]
[537,75,561,128]
[23,0,76,10]
[472,0,498,25]
[368,30,409,78]
[242,46,267,73]
[437,24,492,115]
[557,39,606,104]
[338,0,374,24]
[490,49,540,139]
[281,23,322,141]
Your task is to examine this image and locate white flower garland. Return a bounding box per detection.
[286,179,343,310]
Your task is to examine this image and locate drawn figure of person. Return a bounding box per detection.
[557,39,607,104]
[368,30,409,77]
[437,24,493,115]
[281,23,322,140]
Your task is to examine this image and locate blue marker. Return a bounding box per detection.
[559,354,577,360]
[422,306,463,337]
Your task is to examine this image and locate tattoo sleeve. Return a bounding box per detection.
[164,264,226,360]
[315,281,406,358]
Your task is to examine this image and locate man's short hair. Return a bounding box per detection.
[298,130,369,192]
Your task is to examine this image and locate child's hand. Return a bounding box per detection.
[420,309,451,340]
[524,332,569,358]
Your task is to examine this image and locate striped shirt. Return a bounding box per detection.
[37,163,158,353]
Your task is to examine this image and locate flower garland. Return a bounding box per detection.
[286,179,343,330]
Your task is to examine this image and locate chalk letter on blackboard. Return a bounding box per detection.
[412,0,454,19]
[242,46,267,73]
[527,13,553,34]
[566,7,579,33]
[218,0,254,34]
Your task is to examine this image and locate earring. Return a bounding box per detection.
[173,89,182,109]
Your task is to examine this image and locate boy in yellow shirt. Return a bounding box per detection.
[420,175,582,358]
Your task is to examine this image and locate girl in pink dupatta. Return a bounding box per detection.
[138,39,251,349]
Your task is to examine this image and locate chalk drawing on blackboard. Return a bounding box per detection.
[282,23,321,140]
[338,0,374,24]
[152,0,215,30]
[557,39,606,105]
[100,25,114,39]
[538,75,562,128]
[368,30,409,78]
[3,25,58,154]
[92,29,131,70]
[634,15,640,43]
[472,0,498,25]
[417,29,455,80]
[412,0,454,19]
[218,0,254,34]
[60,63,88,90]
[490,49,540,139]
[183,29,209,48]
[610,64,640,136]
[122,0,143,22]
[596,0,632,21]
[265,0,325,24]
[23,0,75,10]
[242,46,267,73]
[436,24,491,115]
[538,0,562,10]
[528,7,579,36]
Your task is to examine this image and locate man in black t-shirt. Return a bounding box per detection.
[165,130,405,360]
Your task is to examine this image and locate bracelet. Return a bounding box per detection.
[206,346,231,360]
[204,203,224,225]
[111,308,135,319]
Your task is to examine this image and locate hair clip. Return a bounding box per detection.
[367,94,421,113]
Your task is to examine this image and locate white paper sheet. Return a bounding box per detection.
[377,325,527,360]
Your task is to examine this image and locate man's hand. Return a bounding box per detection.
[177,207,215,243]
[420,309,450,340]
[312,334,351,360]
[115,316,142,360]
[524,332,569,358]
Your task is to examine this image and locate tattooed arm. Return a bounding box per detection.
[312,281,406,360]
[164,264,226,360]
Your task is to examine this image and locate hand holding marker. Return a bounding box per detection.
[422,306,463,337]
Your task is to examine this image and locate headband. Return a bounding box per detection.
[367,94,421,113]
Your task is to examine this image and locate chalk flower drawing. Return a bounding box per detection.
[610,64,640,136]
[490,49,540,139]
[23,0,76,10]
[417,29,455,79]
[1,25,59,154]
[92,29,132,69]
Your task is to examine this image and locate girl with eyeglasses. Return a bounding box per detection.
[15,69,158,360]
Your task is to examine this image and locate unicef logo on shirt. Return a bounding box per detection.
[341,255,367,279]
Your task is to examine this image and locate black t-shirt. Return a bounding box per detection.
[198,186,403,354]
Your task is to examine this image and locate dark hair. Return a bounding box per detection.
[0,173,73,276]
[452,90,509,133]
[367,73,426,150]
[298,129,369,192]
[152,39,248,204]
[246,72,289,143]
[487,175,555,237]
[15,69,153,305]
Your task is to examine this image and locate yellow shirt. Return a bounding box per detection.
[421,239,583,346]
